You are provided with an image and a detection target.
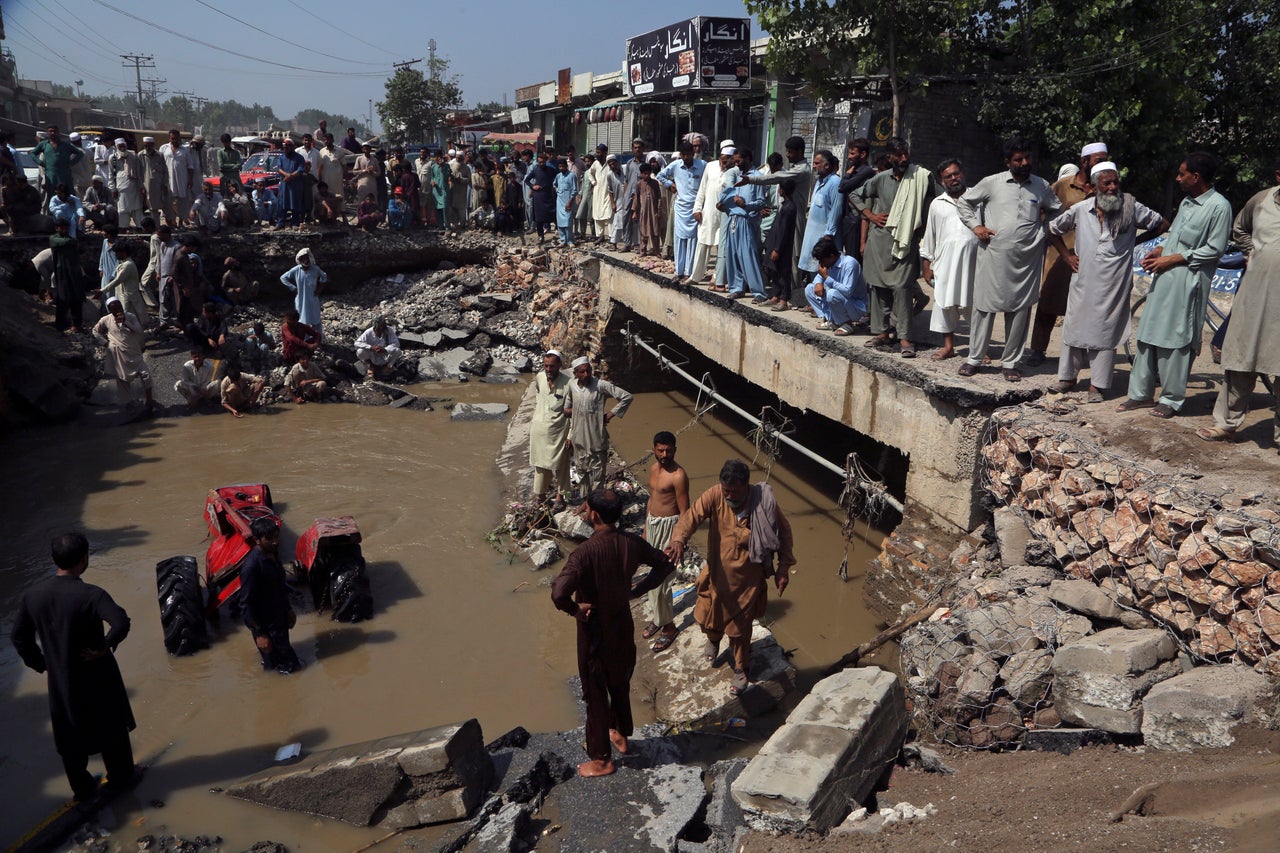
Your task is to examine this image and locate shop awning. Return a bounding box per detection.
[481,131,542,143]
[574,96,634,113]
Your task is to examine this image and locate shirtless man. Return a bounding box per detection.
[641,431,690,652]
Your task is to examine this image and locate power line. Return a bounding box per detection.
[92,0,394,78]
[4,18,120,88]
[393,58,424,71]
[279,0,400,58]
[121,53,155,126]
[191,0,385,67]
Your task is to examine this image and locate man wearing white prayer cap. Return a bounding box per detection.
[1047,160,1168,401]
[529,349,573,509]
[1024,141,1114,367]
[565,357,633,498]
[92,294,156,410]
[687,141,739,285]
[108,138,145,229]
[138,136,169,225]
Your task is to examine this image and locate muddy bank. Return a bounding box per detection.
[0,228,603,426]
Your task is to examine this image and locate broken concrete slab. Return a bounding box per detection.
[1052,627,1181,734]
[553,508,594,541]
[1048,578,1127,623]
[440,327,472,342]
[1141,665,1269,751]
[702,759,749,853]
[225,720,493,829]
[993,507,1034,568]
[397,330,434,347]
[549,762,705,853]
[523,538,561,570]
[389,393,418,409]
[731,667,907,833]
[450,402,509,421]
[472,801,532,853]
[632,605,796,728]
[418,347,473,381]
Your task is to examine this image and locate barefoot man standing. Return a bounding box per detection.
[551,489,677,777]
[641,431,689,653]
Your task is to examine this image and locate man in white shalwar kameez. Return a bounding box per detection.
[354,316,402,379]
[92,297,154,410]
[688,141,734,284]
[1047,162,1168,401]
[529,350,573,508]
[920,159,979,360]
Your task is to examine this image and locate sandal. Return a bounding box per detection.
[1002,368,1022,382]
[1116,398,1156,412]
[729,668,749,695]
[1048,380,1076,394]
[958,362,978,377]
[702,638,719,665]
[864,335,893,349]
[900,343,917,358]
[1196,426,1237,442]
[641,622,661,639]
[651,629,678,653]
[1150,403,1177,418]
[833,325,856,336]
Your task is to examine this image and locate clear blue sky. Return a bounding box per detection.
[4,0,763,129]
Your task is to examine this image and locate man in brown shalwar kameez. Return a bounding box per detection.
[551,489,677,778]
[666,459,794,696]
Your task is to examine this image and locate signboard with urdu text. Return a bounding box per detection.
[625,17,750,97]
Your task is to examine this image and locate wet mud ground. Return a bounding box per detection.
[0,379,883,850]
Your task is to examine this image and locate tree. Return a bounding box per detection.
[376,57,462,145]
[746,0,982,134]
[473,101,505,114]
[294,108,366,136]
[969,0,1279,207]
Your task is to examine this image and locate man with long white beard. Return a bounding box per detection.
[1048,163,1168,401]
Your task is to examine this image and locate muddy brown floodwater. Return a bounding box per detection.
[0,381,882,850]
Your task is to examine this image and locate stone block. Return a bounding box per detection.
[450,402,509,421]
[1002,565,1060,589]
[993,507,1033,568]
[732,667,906,833]
[225,720,493,828]
[1141,666,1269,750]
[523,539,561,570]
[553,508,594,541]
[999,649,1053,708]
[1052,628,1180,734]
[1048,578,1127,622]
[1023,728,1113,754]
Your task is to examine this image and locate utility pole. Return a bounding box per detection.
[427,39,438,78]
[142,77,166,101]
[392,58,423,72]
[120,53,155,127]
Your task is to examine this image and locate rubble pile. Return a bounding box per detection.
[983,405,1280,670]
[894,399,1280,750]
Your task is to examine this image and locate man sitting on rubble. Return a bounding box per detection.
[221,256,258,305]
[175,349,219,412]
[287,350,329,404]
[185,301,230,357]
[281,308,320,365]
[220,364,266,418]
[354,315,402,380]
[313,181,341,224]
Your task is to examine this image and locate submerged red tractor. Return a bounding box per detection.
[155,484,373,656]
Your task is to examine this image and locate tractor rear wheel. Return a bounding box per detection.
[156,556,209,655]
[330,567,373,623]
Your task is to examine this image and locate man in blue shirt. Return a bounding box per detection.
[805,235,869,335]
[656,142,707,283]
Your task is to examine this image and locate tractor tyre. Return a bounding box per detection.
[329,567,373,623]
[155,556,208,656]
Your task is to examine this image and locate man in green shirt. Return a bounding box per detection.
[216,134,243,196]
[1120,152,1233,418]
[32,125,84,212]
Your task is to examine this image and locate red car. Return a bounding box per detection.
[203,151,285,191]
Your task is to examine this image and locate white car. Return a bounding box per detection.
[14,147,44,193]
